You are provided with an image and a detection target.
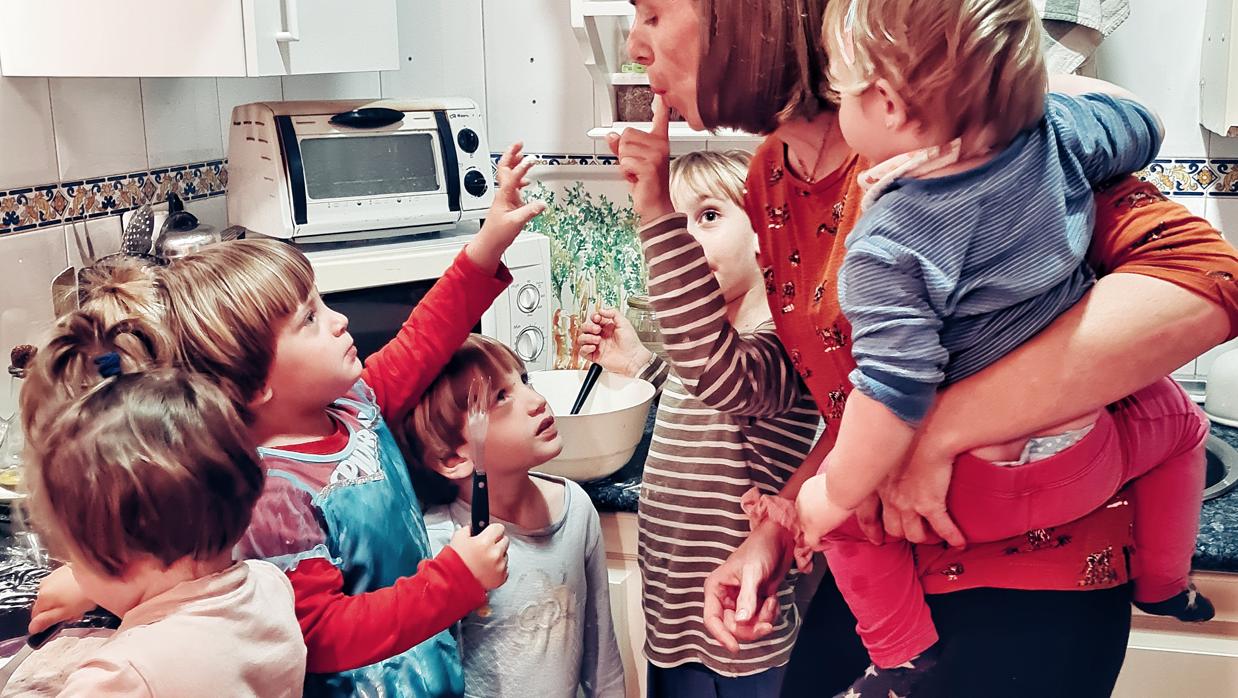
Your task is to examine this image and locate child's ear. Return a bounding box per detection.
[248,385,274,411]
[872,78,909,131]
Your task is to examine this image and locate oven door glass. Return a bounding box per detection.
[300,132,440,200]
[323,280,480,362]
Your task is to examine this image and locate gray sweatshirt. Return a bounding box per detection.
[425,474,626,698]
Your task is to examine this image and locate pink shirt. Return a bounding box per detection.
[58,561,305,697]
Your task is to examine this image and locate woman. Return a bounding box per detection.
[615,1,1238,696]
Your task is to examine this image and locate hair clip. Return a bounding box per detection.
[93,352,122,378]
[835,0,859,67]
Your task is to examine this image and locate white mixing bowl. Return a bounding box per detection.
[529,369,656,482]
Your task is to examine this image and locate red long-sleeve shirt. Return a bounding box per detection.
[237,248,511,674]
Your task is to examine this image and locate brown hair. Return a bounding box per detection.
[158,238,316,419]
[403,335,525,507]
[23,368,263,576]
[20,310,172,445]
[823,0,1046,148]
[696,0,835,134]
[669,149,753,208]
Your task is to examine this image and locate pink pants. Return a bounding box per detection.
[822,378,1208,668]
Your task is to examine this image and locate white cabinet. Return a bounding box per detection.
[0,0,398,78]
[1201,0,1238,137]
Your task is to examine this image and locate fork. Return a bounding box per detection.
[467,376,491,536]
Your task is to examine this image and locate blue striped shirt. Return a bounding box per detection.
[838,93,1161,424]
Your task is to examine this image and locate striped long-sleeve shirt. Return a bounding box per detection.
[840,92,1162,424]
[635,213,821,676]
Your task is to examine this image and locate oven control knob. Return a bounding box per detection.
[457,128,480,154]
[515,327,544,362]
[463,169,488,197]
[516,284,541,313]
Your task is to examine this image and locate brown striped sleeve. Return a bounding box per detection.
[638,213,806,418]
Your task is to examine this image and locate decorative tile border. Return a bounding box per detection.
[1137,158,1238,198]
[2,153,1232,237]
[0,160,227,237]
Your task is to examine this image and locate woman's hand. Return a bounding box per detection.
[702,520,793,653]
[579,308,654,377]
[880,441,966,547]
[606,96,674,224]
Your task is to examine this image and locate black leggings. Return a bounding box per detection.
[782,572,1132,697]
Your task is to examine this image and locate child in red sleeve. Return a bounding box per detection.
[30,145,543,698]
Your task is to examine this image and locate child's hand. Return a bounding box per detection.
[579,308,654,378]
[796,474,854,550]
[29,565,96,634]
[606,96,674,224]
[466,142,548,274]
[451,523,510,591]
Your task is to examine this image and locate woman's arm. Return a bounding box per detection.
[886,177,1238,543]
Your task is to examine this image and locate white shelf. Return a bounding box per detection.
[577,1,635,17]
[588,123,762,142]
[610,72,649,86]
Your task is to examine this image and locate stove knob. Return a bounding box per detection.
[515,327,544,362]
[457,128,480,154]
[463,169,488,197]
[516,284,541,313]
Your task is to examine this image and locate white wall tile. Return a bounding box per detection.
[0,226,68,416]
[1167,194,1208,218]
[216,77,283,157]
[1205,196,1238,245]
[281,72,382,101]
[1094,0,1209,158]
[50,78,147,180]
[63,215,122,269]
[190,195,228,232]
[484,0,596,154]
[1209,131,1238,159]
[0,78,58,189]
[380,0,486,110]
[140,78,223,168]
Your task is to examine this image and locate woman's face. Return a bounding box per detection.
[627,0,705,130]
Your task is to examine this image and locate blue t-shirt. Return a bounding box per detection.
[838,92,1162,424]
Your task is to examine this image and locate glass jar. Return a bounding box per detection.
[626,295,668,366]
[0,346,35,491]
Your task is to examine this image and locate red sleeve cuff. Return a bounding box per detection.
[454,247,515,287]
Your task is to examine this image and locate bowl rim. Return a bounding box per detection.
[530,369,656,418]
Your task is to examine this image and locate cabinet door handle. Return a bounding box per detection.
[275,0,302,43]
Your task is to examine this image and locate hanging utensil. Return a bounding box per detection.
[121,204,155,257]
[49,267,78,319]
[466,375,491,536]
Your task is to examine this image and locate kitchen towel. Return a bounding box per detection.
[1035,0,1132,74]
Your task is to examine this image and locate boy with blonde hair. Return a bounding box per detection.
[770,0,1209,694]
[21,311,304,696]
[581,149,821,697]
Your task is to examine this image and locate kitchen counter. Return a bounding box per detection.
[579,403,1238,574]
[1196,423,1238,573]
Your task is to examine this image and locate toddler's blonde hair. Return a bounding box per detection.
[823,0,1047,148]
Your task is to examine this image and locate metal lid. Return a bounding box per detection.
[626,294,653,311]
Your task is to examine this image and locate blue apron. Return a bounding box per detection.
[265,398,464,698]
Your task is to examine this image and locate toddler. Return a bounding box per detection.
[785,0,1211,694]
[408,334,625,698]
[20,311,305,697]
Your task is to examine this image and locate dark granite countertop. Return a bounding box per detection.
[579,402,1238,574]
[1196,422,1238,573]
